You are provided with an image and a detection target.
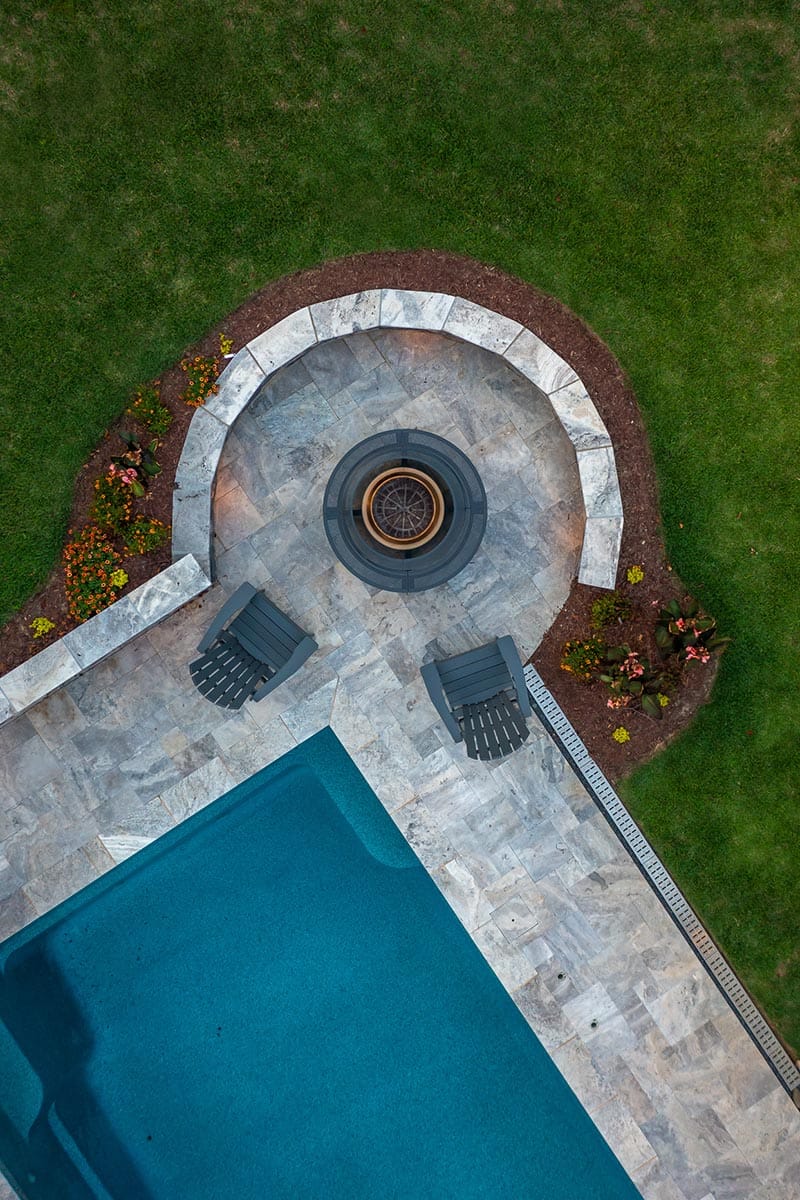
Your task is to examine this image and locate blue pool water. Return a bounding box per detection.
[0,730,640,1199]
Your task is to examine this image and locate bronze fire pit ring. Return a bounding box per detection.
[361,467,445,549]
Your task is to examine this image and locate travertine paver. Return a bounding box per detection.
[0,331,797,1200]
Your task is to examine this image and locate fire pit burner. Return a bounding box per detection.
[362,468,445,549]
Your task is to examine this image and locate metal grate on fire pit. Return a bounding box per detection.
[362,468,445,549]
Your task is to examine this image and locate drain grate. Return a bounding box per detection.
[523,663,800,1100]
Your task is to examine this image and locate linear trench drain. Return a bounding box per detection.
[523,663,800,1101]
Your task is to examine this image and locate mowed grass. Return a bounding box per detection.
[2,2,799,1047]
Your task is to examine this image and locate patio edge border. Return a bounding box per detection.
[523,661,800,1101]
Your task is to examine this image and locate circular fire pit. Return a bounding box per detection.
[362,467,445,549]
[323,429,486,593]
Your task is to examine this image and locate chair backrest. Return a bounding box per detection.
[230,592,305,669]
[437,642,513,708]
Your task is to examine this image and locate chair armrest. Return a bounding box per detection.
[251,635,318,702]
[497,635,532,717]
[196,582,258,653]
[421,661,463,743]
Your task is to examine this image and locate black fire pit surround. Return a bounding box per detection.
[323,429,487,593]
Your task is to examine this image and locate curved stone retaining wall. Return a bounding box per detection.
[173,290,623,588]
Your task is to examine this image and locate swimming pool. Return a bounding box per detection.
[0,729,640,1199]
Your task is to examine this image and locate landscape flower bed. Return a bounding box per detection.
[536,565,727,780]
[3,335,232,667]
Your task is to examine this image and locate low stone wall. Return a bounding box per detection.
[0,556,210,727]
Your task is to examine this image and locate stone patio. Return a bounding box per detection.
[0,330,797,1200]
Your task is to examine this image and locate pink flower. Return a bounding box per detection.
[675,618,687,632]
[685,645,710,664]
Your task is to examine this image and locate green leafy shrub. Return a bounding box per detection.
[89,471,133,533]
[654,598,730,665]
[600,644,672,719]
[123,516,170,556]
[110,432,162,497]
[590,590,634,631]
[127,384,173,437]
[560,636,605,682]
[63,527,124,622]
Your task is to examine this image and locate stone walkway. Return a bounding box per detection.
[0,331,798,1200]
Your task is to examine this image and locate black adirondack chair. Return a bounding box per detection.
[421,636,532,761]
[190,583,317,709]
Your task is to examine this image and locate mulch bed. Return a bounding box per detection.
[1,250,716,781]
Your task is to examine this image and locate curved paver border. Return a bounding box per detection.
[173,290,623,589]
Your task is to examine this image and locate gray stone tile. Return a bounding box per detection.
[213,481,267,548]
[159,757,234,821]
[0,888,38,940]
[549,379,612,450]
[202,347,266,426]
[250,514,326,591]
[246,307,317,375]
[391,797,456,871]
[174,406,229,499]
[470,423,535,497]
[280,679,337,743]
[23,846,97,916]
[0,639,79,714]
[379,289,454,330]
[0,734,62,805]
[63,597,144,670]
[98,796,176,841]
[443,297,523,354]
[344,362,412,425]
[253,379,336,449]
[219,720,297,785]
[503,327,579,393]
[513,974,576,1052]
[577,444,624,518]
[256,356,313,405]
[0,713,37,756]
[592,1098,658,1174]
[345,330,385,372]
[636,971,729,1047]
[580,516,624,589]
[97,833,153,866]
[299,337,364,399]
[311,290,381,341]
[117,741,185,804]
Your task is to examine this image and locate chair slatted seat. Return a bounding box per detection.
[190,583,318,710]
[420,636,532,762]
[459,695,529,760]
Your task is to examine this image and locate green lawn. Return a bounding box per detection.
[2,2,798,1049]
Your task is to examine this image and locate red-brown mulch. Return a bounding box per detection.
[1,250,716,781]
